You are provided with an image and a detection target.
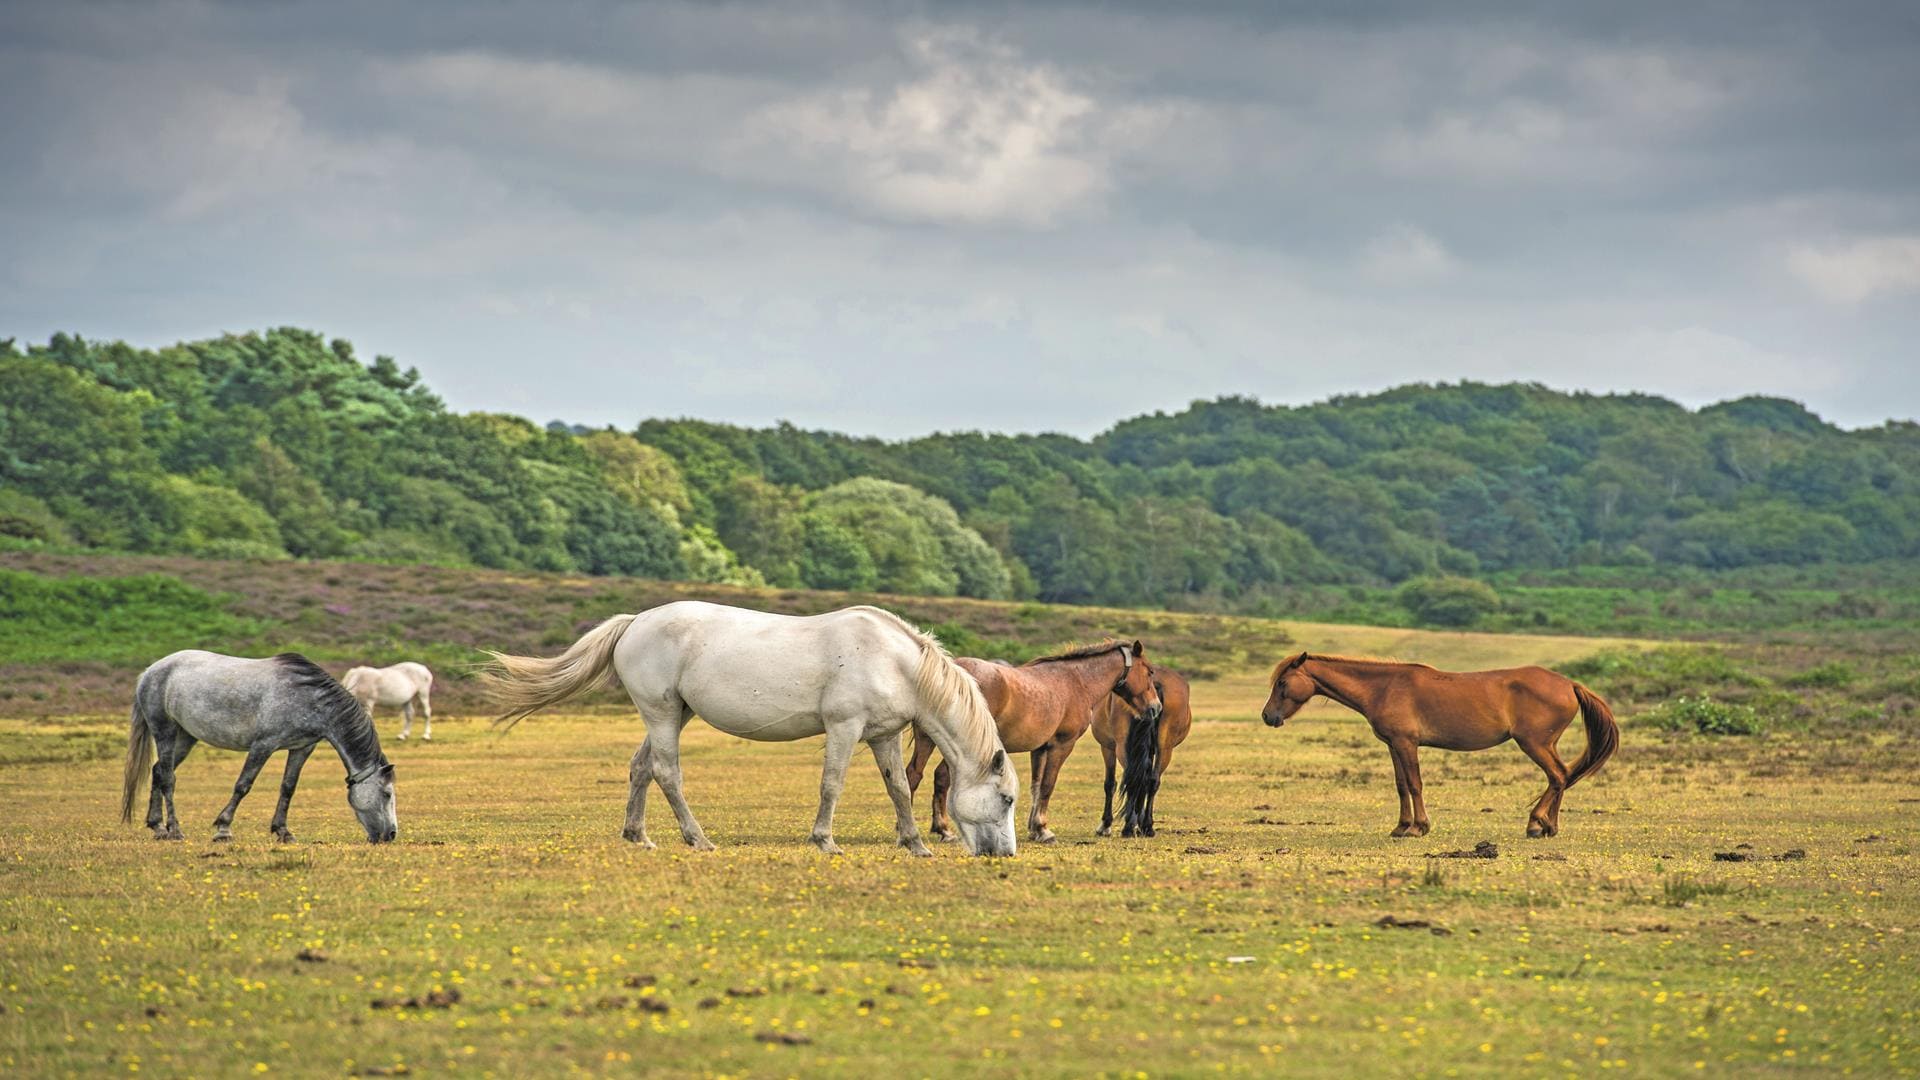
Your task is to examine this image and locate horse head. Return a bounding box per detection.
[346,760,398,843]
[946,748,1018,857]
[1112,641,1163,721]
[1262,652,1312,726]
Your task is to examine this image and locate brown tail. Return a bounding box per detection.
[1566,682,1619,788]
[479,613,638,729]
[121,706,152,824]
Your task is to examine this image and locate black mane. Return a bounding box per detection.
[273,653,383,765]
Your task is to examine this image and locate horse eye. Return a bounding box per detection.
[1001,793,1015,807]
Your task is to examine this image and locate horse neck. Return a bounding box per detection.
[1036,651,1122,706]
[322,708,385,777]
[1301,658,1384,717]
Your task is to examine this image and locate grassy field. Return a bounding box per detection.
[4,615,1917,1078]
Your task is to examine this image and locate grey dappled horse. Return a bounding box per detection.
[121,651,398,843]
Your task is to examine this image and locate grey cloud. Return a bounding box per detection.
[2,0,1917,435]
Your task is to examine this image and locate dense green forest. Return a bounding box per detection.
[3,328,1916,616]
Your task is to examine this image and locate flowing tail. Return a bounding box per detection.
[1119,706,1159,826]
[1566,682,1620,788]
[121,705,152,824]
[480,613,638,729]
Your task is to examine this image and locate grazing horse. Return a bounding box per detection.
[343,662,435,741]
[481,601,1019,856]
[907,641,1162,843]
[121,651,398,844]
[1093,665,1192,838]
[1260,653,1619,838]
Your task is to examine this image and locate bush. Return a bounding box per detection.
[1785,661,1857,689]
[0,490,73,544]
[1396,576,1501,627]
[1562,646,1762,701]
[1640,696,1766,736]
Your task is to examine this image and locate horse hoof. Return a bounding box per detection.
[273,830,295,844]
[1141,825,1155,838]
[1029,828,1056,844]
[902,839,934,857]
[1096,825,1111,837]
[212,833,232,843]
[397,733,407,741]
[422,735,431,742]
[1391,826,1412,838]
[1412,823,1431,837]
[811,839,844,856]
[688,838,717,852]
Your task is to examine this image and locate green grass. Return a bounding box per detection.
[3,659,1918,1077]
[0,569,262,664]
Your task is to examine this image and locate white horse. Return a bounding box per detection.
[482,601,1019,856]
[342,662,435,741]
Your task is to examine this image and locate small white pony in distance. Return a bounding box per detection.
[343,662,435,741]
[481,601,1019,857]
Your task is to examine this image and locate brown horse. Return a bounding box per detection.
[1093,665,1191,838]
[1259,653,1619,838]
[908,641,1162,843]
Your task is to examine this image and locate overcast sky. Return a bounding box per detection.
[4,1,1917,436]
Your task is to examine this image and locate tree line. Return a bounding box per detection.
[4,329,1915,610]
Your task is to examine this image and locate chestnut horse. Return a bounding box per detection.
[908,641,1162,843]
[1093,665,1191,838]
[1260,653,1618,838]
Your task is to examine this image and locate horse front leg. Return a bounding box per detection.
[269,743,316,842]
[808,724,860,855]
[212,746,276,842]
[869,731,932,857]
[930,760,956,842]
[417,692,432,742]
[904,727,953,841]
[1399,742,1431,836]
[622,737,655,848]
[1387,741,1418,837]
[1097,737,1118,837]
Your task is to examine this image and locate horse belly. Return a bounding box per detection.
[164,680,261,751]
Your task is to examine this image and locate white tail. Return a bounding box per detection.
[480,614,638,728]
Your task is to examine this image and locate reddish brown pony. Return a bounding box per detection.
[1260,653,1619,838]
[908,641,1162,843]
[1092,665,1191,838]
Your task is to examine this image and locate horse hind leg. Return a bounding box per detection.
[622,737,655,848]
[398,700,412,741]
[645,709,714,851]
[1516,735,1571,839]
[150,728,196,840]
[417,690,432,741]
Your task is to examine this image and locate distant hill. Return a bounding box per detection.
[4,329,1916,612]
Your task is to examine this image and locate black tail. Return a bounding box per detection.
[1119,710,1159,828]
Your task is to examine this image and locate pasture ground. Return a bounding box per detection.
[4,639,1918,1079]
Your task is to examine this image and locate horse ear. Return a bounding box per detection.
[381,762,396,778]
[990,749,1007,774]
[1132,640,1145,657]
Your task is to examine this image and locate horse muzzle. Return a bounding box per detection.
[1262,713,1285,728]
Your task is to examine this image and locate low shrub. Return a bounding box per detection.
[1784,661,1858,689]
[1396,576,1501,628]
[1639,696,1766,736]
